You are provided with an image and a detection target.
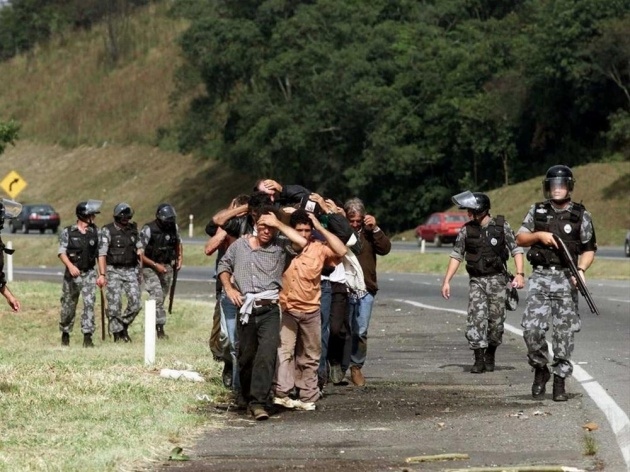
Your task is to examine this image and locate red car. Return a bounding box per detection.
[415,212,469,247]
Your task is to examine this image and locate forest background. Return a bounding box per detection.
[0,0,628,240]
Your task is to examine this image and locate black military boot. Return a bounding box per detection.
[471,349,486,373]
[61,332,70,346]
[156,324,167,339]
[83,333,94,348]
[113,331,122,342]
[553,375,568,402]
[121,325,132,343]
[484,345,498,372]
[531,365,551,399]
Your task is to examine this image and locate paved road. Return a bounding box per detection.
[159,295,627,472]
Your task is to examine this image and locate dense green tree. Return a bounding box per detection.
[173,0,630,231]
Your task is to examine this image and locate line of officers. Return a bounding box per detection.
[55,200,183,347]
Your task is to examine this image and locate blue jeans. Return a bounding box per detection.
[220,293,240,391]
[318,280,332,383]
[348,292,375,368]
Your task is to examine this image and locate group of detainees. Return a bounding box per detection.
[205,164,596,421]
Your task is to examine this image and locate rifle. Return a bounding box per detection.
[168,263,178,314]
[100,287,106,340]
[553,234,600,316]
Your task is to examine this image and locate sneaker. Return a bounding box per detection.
[250,405,269,421]
[273,396,296,409]
[293,399,316,411]
[329,363,345,384]
[350,365,365,386]
[61,332,70,346]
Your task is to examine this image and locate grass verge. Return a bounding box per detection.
[0,281,226,472]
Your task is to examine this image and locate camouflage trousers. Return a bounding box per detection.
[105,266,142,334]
[521,268,581,378]
[59,269,97,335]
[466,274,508,349]
[142,265,173,326]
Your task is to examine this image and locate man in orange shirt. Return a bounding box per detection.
[273,209,347,410]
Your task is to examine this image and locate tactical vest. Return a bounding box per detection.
[104,222,139,267]
[464,215,509,277]
[526,201,583,267]
[144,220,178,264]
[66,224,99,271]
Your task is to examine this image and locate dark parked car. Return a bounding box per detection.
[415,212,469,247]
[9,203,60,234]
[625,230,630,257]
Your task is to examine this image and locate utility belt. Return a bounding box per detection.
[533,265,569,272]
[109,262,137,269]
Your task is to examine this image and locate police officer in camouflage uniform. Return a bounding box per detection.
[0,198,22,313]
[516,165,596,402]
[442,191,525,373]
[140,203,183,339]
[97,203,143,342]
[58,200,102,347]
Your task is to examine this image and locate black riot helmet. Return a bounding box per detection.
[543,165,574,203]
[451,190,491,216]
[156,203,176,224]
[76,199,102,223]
[113,202,134,224]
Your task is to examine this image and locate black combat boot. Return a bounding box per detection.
[121,325,132,343]
[113,331,122,342]
[531,365,551,399]
[61,332,70,346]
[484,345,498,372]
[553,375,568,402]
[471,349,486,373]
[83,333,94,348]
[156,324,167,339]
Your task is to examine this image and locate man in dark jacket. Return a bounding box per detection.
[343,197,391,387]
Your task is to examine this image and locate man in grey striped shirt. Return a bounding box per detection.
[218,206,307,421]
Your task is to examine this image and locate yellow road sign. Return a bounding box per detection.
[0,170,27,199]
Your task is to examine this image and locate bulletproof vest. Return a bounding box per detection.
[144,220,178,264]
[527,201,583,267]
[104,222,139,267]
[464,215,508,277]
[66,224,99,271]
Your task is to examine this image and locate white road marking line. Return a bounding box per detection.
[398,299,630,470]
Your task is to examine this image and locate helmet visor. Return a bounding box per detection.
[2,198,23,218]
[85,199,102,215]
[451,191,479,211]
[543,177,573,200]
